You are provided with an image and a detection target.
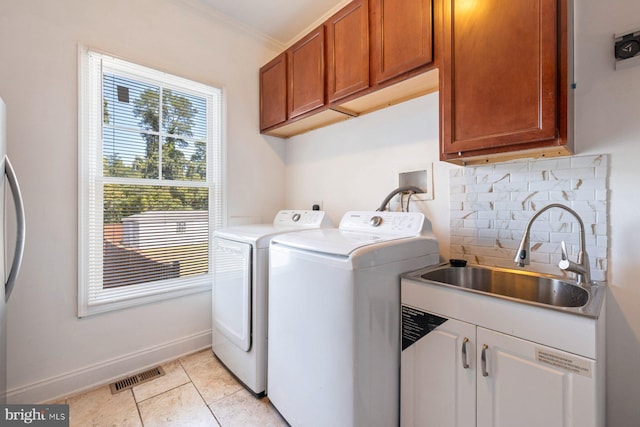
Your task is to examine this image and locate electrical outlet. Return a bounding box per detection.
[615,28,640,70]
[312,200,323,211]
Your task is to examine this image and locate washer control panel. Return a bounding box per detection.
[339,211,429,235]
[273,210,332,228]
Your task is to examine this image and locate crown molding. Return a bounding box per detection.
[174,0,286,51]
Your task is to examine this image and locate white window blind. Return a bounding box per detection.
[78,47,224,317]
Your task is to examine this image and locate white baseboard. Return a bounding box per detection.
[7,329,212,404]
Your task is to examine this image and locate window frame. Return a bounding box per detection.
[78,46,225,317]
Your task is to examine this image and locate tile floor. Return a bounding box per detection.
[56,349,289,426]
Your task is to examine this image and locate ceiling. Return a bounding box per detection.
[195,0,349,46]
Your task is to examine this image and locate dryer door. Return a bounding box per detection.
[213,237,252,351]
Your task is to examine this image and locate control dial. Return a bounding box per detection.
[369,216,383,227]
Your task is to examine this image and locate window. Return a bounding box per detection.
[78,47,224,316]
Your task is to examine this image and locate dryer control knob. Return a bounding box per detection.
[369,216,383,227]
[292,213,301,222]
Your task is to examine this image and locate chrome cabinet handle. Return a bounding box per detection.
[481,344,489,377]
[461,337,470,369]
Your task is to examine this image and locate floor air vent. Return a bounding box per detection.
[109,366,165,394]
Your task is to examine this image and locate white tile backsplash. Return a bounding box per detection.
[449,154,609,282]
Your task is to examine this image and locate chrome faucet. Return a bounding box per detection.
[514,203,591,285]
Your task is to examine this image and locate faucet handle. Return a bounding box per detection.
[559,241,572,271]
[560,241,569,261]
[514,234,531,267]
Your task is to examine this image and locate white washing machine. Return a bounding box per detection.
[212,210,331,397]
[267,211,440,426]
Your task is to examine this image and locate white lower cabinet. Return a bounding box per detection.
[401,308,598,427]
[476,327,596,427]
[401,313,475,427]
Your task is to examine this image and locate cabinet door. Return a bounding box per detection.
[441,0,559,157]
[326,0,369,102]
[477,328,597,427]
[401,307,476,427]
[370,0,433,84]
[259,52,287,130]
[288,25,326,118]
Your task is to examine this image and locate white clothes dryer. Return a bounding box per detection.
[212,210,331,397]
[267,211,440,426]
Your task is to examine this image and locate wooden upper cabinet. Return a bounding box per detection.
[288,26,326,119]
[259,0,439,137]
[326,0,369,102]
[259,53,287,131]
[440,0,571,163]
[370,0,433,84]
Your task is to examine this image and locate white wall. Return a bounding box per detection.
[286,0,640,425]
[575,1,640,426]
[0,0,285,402]
[284,92,456,253]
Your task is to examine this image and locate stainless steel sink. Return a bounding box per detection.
[403,263,605,318]
[420,266,589,307]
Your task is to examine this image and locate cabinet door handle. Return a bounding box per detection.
[481,344,489,377]
[461,337,470,369]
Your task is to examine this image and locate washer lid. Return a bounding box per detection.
[271,228,416,256]
[215,224,298,247]
[271,211,435,257]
